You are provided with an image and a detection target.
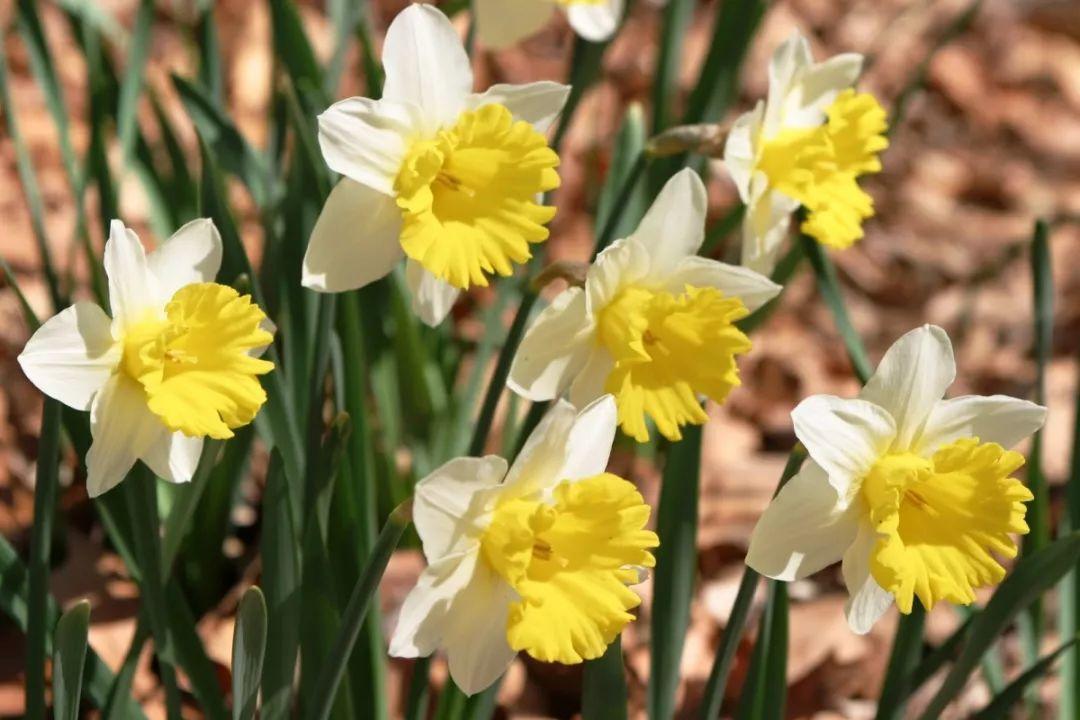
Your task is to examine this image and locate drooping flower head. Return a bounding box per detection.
[507,169,781,443]
[475,0,624,49]
[304,4,570,325]
[746,325,1046,633]
[390,396,658,694]
[724,33,889,274]
[18,220,274,497]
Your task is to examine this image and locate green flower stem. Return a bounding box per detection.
[24,399,62,720]
[468,290,540,456]
[307,500,413,720]
[698,447,806,719]
[874,606,926,720]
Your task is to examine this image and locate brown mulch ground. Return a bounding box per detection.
[1,0,1079,717]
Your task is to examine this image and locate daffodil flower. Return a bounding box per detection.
[746,325,1046,633]
[507,169,781,443]
[475,0,623,49]
[304,3,570,326]
[724,33,889,274]
[18,220,274,497]
[390,396,657,694]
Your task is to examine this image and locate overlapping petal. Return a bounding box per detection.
[413,455,508,561]
[85,374,170,497]
[746,461,860,581]
[628,168,707,277]
[405,259,462,327]
[859,324,955,451]
[145,218,223,303]
[317,97,412,195]
[303,179,404,292]
[791,395,896,497]
[17,302,120,411]
[469,81,571,133]
[381,4,472,130]
[507,287,593,401]
[104,221,159,332]
[918,395,1046,454]
[663,256,782,313]
[842,522,894,634]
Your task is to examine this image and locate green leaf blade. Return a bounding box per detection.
[233,587,269,720]
[648,425,702,720]
[52,600,92,720]
[25,398,63,720]
[919,532,1080,719]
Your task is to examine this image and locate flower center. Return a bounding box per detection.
[121,282,275,439]
[479,473,658,664]
[756,89,889,249]
[595,284,751,442]
[394,103,560,290]
[860,438,1031,614]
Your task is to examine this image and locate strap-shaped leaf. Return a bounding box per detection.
[918,532,1080,719]
[53,601,92,720]
[233,587,269,720]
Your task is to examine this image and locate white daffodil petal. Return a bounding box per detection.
[18,302,119,411]
[405,260,461,326]
[86,374,168,497]
[746,461,859,581]
[555,395,618,483]
[504,399,578,490]
[842,522,894,634]
[628,168,708,277]
[317,97,411,195]
[741,176,798,276]
[303,179,404,292]
[470,81,570,133]
[507,287,592,401]
[919,395,1047,454]
[475,0,556,50]
[785,52,863,127]
[566,0,623,42]
[143,431,204,484]
[381,4,471,129]
[146,218,223,302]
[723,103,762,201]
[764,33,814,134]
[390,552,478,658]
[568,348,615,409]
[585,238,651,316]
[860,325,955,451]
[104,221,158,331]
[414,455,509,562]
[791,395,896,498]
[444,559,518,696]
[664,257,782,313]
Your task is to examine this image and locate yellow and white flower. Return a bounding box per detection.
[389,396,657,694]
[723,33,889,274]
[18,220,274,497]
[746,325,1046,633]
[304,3,570,326]
[475,0,623,49]
[507,169,781,443]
